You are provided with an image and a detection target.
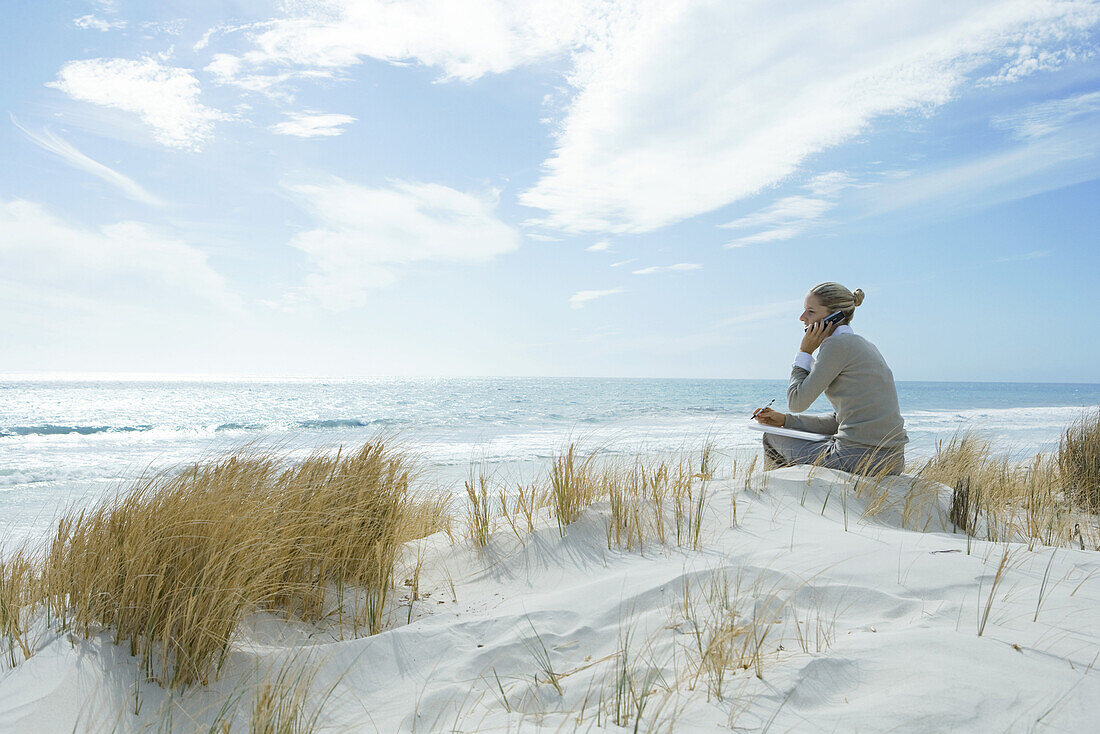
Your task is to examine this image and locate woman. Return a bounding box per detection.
[753,282,908,475]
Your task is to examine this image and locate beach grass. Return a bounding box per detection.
[1058,407,1100,512]
[463,469,493,548]
[910,419,1099,549]
[34,438,442,687]
[549,443,600,535]
[0,548,36,667]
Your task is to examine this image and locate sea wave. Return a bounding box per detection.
[299,418,380,431]
[0,417,409,440]
[0,424,153,438]
[214,422,267,432]
[903,405,1094,432]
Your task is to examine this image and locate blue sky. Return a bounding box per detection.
[2,0,1098,381]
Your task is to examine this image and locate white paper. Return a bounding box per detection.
[747,421,830,442]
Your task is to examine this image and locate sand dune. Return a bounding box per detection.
[1,465,1097,732]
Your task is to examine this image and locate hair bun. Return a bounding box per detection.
[852,288,865,307]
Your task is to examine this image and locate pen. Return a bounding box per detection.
[752,399,775,419]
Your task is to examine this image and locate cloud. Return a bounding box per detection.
[73,15,126,31]
[993,90,1100,139]
[722,197,833,231]
[806,171,857,197]
[11,115,164,206]
[204,52,306,99]
[631,263,701,275]
[519,0,1100,233]
[710,298,805,329]
[720,171,854,247]
[723,227,805,248]
[568,287,624,309]
[198,1,1097,234]
[271,111,356,137]
[982,45,1087,84]
[995,249,1051,263]
[861,113,1100,218]
[205,0,614,90]
[610,258,635,267]
[284,179,521,309]
[141,19,186,37]
[524,232,561,242]
[48,57,229,150]
[0,198,235,308]
[586,240,612,251]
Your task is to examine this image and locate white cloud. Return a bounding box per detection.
[610,258,635,267]
[631,263,701,275]
[11,115,164,206]
[586,240,612,251]
[209,0,616,89]
[524,232,561,242]
[204,52,309,99]
[201,1,1097,234]
[993,90,1100,139]
[861,118,1100,218]
[568,287,624,309]
[720,171,854,247]
[713,298,805,328]
[73,15,126,31]
[271,111,356,137]
[519,0,1100,233]
[48,57,229,150]
[141,19,186,36]
[205,52,243,80]
[724,226,805,248]
[983,46,1085,85]
[722,196,834,231]
[996,249,1051,263]
[284,179,521,309]
[806,171,857,198]
[0,199,235,308]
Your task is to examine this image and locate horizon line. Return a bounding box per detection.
[0,372,1097,386]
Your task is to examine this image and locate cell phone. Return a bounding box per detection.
[804,310,846,332]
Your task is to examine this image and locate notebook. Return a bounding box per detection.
[747,421,830,442]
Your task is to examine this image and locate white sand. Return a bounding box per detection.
[2,466,1098,732]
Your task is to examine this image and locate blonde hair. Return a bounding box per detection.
[808,282,865,323]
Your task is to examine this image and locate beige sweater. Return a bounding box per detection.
[784,332,908,449]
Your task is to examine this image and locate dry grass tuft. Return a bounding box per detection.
[195,650,343,734]
[35,438,444,687]
[603,622,668,729]
[464,469,493,548]
[1058,408,1100,512]
[0,548,37,667]
[676,570,797,701]
[977,545,1014,637]
[549,444,599,535]
[244,656,332,734]
[599,444,716,553]
[912,424,1099,549]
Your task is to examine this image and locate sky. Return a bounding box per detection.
[1,0,1099,382]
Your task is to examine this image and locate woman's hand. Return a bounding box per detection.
[799,319,838,355]
[754,407,786,427]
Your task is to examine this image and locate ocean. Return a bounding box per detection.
[2,377,1098,548]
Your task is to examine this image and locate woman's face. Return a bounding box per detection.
[800,294,830,327]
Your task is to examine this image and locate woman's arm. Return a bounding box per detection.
[787,338,849,413]
[784,411,839,435]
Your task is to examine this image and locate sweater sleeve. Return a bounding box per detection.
[788,338,848,414]
[784,411,839,436]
